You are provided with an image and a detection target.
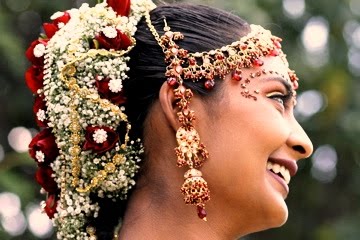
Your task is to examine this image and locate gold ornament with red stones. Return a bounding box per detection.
[157,23,298,92]
[181,169,210,221]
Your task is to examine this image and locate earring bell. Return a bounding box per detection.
[181,168,210,221]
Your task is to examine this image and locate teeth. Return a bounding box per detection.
[283,169,291,184]
[272,163,281,173]
[266,162,291,184]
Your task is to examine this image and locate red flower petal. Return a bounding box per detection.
[25,39,48,66]
[25,65,44,94]
[29,128,59,164]
[35,166,58,193]
[95,32,115,50]
[53,12,71,25]
[119,31,132,50]
[44,194,58,219]
[95,77,127,105]
[83,126,119,154]
[95,29,132,51]
[43,23,58,39]
[107,0,131,16]
[33,95,48,127]
[42,12,71,39]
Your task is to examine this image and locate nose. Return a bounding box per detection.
[286,119,313,159]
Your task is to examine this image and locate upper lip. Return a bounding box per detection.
[267,157,298,177]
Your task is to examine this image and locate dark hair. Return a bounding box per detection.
[93,3,250,239]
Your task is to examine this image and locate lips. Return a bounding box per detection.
[266,157,298,185]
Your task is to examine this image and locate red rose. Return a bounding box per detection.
[33,95,48,127]
[35,166,58,193]
[29,128,59,164]
[83,126,119,154]
[95,76,127,105]
[25,65,44,94]
[25,39,48,66]
[43,12,71,39]
[107,0,131,16]
[95,28,132,51]
[44,194,58,219]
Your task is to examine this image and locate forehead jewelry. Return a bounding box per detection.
[144,13,299,220]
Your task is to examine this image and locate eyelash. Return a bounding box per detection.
[267,92,292,108]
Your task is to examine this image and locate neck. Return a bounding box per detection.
[117,155,250,240]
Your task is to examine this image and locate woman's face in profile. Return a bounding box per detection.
[195,55,313,233]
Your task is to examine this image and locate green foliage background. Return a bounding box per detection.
[0,0,359,239]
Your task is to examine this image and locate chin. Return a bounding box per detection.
[243,198,289,235]
[267,200,289,229]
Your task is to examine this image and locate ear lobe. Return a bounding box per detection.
[159,81,180,131]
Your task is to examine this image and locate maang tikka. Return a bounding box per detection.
[144,11,299,221]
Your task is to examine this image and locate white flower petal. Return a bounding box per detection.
[93,129,108,144]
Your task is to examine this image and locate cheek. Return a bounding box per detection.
[200,99,290,196]
[220,100,289,157]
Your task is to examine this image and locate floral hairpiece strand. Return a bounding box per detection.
[26,0,156,239]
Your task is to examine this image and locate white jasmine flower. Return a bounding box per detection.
[37,109,46,122]
[62,96,71,105]
[58,22,65,29]
[56,61,65,69]
[102,26,118,38]
[51,11,65,20]
[33,44,46,58]
[36,151,45,162]
[93,129,107,143]
[101,67,109,75]
[67,206,74,214]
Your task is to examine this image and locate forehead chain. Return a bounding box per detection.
[143,12,299,92]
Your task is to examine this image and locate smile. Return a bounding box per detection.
[266,162,291,184]
[266,158,298,185]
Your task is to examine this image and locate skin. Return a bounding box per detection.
[118,56,313,240]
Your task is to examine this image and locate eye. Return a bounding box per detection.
[266,92,291,108]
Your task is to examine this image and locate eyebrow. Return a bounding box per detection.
[263,76,293,95]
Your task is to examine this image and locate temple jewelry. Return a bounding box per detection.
[144,12,299,220]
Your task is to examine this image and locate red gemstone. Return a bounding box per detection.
[216,54,224,60]
[167,77,178,86]
[179,49,189,57]
[197,206,207,221]
[253,58,264,67]
[293,80,299,90]
[273,40,282,49]
[232,72,242,81]
[269,49,279,56]
[241,44,248,50]
[189,58,196,65]
[204,80,215,90]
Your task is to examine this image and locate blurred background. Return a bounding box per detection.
[0,0,359,239]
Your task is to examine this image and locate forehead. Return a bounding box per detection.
[242,56,293,83]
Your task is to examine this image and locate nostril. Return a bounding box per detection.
[293,145,306,154]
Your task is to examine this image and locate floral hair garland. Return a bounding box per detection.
[26,0,155,239]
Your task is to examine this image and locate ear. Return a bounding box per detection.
[159,81,179,131]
